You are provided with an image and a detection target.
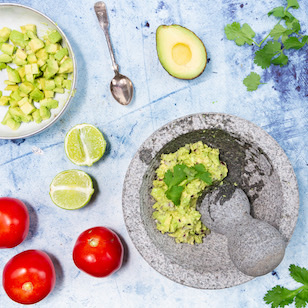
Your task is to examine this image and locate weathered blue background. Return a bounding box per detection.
[0,0,307,307]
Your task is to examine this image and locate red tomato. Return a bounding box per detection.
[3,250,56,305]
[73,226,124,277]
[0,197,29,248]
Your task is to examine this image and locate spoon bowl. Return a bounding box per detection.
[110,74,134,106]
[95,1,134,105]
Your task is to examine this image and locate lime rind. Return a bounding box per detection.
[64,123,106,166]
[50,169,94,210]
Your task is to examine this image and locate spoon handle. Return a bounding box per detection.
[94,1,119,74]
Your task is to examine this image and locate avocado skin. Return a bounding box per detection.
[156,24,207,80]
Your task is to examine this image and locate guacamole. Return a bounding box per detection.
[151,141,228,244]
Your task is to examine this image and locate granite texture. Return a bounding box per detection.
[122,113,299,288]
[0,0,307,307]
[200,187,286,277]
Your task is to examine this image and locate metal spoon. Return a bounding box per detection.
[94,1,134,105]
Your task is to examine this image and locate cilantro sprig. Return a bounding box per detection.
[163,163,212,206]
[224,0,307,91]
[264,264,308,308]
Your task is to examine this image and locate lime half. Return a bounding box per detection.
[50,170,94,210]
[65,124,106,166]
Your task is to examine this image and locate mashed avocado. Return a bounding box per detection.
[151,141,228,244]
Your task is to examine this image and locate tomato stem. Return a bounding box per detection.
[89,238,99,247]
[22,282,33,292]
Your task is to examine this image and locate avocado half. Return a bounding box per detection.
[156,25,207,80]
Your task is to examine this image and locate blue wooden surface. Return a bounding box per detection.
[0,0,307,307]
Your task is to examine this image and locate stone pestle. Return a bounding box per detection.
[199,186,286,277]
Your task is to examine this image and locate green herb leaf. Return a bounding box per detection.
[224,22,255,46]
[243,72,262,91]
[166,186,184,206]
[270,24,288,40]
[264,265,308,308]
[264,286,296,307]
[163,164,187,187]
[295,290,308,308]
[163,163,213,205]
[289,265,308,286]
[287,0,300,9]
[163,170,173,187]
[254,41,281,68]
[302,36,308,44]
[284,36,306,49]
[194,164,213,185]
[271,52,289,66]
[268,6,286,18]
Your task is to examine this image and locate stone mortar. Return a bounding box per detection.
[122,113,299,289]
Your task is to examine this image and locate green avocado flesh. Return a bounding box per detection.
[156,25,207,80]
[151,141,228,245]
[0,25,73,130]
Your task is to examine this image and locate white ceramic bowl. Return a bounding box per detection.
[0,3,77,139]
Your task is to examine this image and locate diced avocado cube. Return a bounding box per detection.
[44,90,54,98]
[40,63,47,71]
[6,118,21,130]
[19,82,34,94]
[0,27,11,43]
[0,90,2,97]
[44,59,58,79]
[45,43,60,54]
[29,37,44,52]
[40,98,58,109]
[63,79,72,90]
[9,107,32,122]
[54,87,64,94]
[18,97,30,106]
[5,85,19,91]
[16,48,27,60]
[10,90,22,102]
[0,63,7,70]
[1,43,15,55]
[54,47,68,61]
[10,30,26,47]
[48,30,62,43]
[37,59,46,67]
[9,99,19,107]
[54,76,63,87]
[25,30,37,39]
[27,53,37,63]
[30,88,44,101]
[20,101,36,115]
[0,54,12,63]
[32,109,42,123]
[40,106,51,120]
[25,64,32,75]
[44,79,56,90]
[36,48,48,61]
[23,33,29,41]
[18,66,26,78]
[7,66,21,83]
[0,96,10,106]
[25,74,34,83]
[33,78,42,90]
[31,63,39,74]
[12,55,27,66]
[1,110,12,125]
[19,91,28,97]
[20,24,37,34]
[4,80,15,85]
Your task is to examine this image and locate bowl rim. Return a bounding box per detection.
[122,112,299,289]
[0,3,77,140]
